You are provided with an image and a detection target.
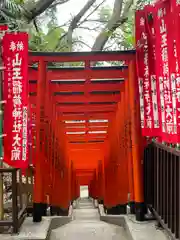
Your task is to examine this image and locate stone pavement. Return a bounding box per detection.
[50,198,128,240]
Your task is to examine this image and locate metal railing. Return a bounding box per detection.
[0,167,32,233]
[144,142,180,240]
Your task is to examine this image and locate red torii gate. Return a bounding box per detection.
[28,51,129,143]
[28,50,144,223]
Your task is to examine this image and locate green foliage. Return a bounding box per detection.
[97,4,134,50]
[98,5,111,22]
[45,27,65,51]
[0,0,70,52]
[14,0,25,4]
[121,19,134,49]
[29,25,67,51]
[136,0,153,10]
[0,0,26,30]
[0,0,151,52]
[45,7,58,26]
[1,0,22,14]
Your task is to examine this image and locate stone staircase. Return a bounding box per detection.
[49,198,128,240]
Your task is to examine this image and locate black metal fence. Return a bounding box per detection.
[144,142,179,240]
[0,168,27,233]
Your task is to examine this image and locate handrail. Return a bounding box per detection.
[152,141,180,156]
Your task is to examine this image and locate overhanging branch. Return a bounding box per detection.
[24,0,71,22]
[73,40,92,49]
[79,0,106,26]
[67,0,97,51]
[49,0,70,8]
[92,0,133,51]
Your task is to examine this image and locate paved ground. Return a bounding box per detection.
[50,198,128,240]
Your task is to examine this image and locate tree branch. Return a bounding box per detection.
[47,20,71,35]
[92,0,133,51]
[53,0,106,51]
[77,25,101,31]
[0,8,19,20]
[22,0,55,21]
[67,0,97,51]
[73,40,92,49]
[49,0,70,8]
[33,19,40,33]
[24,0,70,22]
[54,32,68,51]
[82,18,108,23]
[78,0,106,26]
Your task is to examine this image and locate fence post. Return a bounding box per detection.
[12,169,18,233]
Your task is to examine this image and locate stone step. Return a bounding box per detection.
[50,219,128,240]
[50,198,128,240]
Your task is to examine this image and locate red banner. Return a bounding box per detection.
[145,6,162,138]
[135,0,180,143]
[154,1,177,142]
[170,0,180,142]
[136,10,155,136]
[2,32,29,168]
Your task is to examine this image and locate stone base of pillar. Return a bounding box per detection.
[106,204,127,215]
[135,202,146,221]
[33,203,43,222]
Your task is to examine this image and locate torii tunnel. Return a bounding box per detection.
[28,51,144,222]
